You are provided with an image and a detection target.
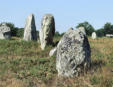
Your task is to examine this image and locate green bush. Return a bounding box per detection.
[16,28,24,37]
[0,22,24,37]
[76,21,95,36]
[96,28,105,37]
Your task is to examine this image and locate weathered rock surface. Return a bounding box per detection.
[23,14,37,41]
[40,14,55,50]
[0,23,11,39]
[78,27,86,35]
[92,32,96,39]
[56,28,91,77]
[49,47,57,57]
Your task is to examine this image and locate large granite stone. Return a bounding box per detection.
[56,28,91,77]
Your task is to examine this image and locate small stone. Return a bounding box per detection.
[92,32,96,39]
[49,47,57,57]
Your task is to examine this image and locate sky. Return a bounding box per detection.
[0,0,113,33]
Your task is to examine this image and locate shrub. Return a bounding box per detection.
[16,28,24,37]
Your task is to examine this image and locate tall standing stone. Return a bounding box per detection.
[56,28,91,77]
[0,23,11,39]
[39,14,55,50]
[23,14,37,41]
[92,32,96,39]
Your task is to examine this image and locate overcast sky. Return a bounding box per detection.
[0,0,113,33]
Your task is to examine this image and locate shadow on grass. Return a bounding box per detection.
[91,59,105,68]
[88,60,106,74]
[78,59,106,76]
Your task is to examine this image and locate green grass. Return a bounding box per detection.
[90,75,100,85]
[0,37,113,87]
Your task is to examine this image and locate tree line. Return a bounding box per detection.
[76,21,113,37]
[0,22,113,37]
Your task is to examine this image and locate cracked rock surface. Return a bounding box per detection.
[56,28,91,77]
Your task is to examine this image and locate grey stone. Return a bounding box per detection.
[0,23,11,39]
[23,14,37,41]
[92,32,96,39]
[68,27,73,31]
[39,14,55,50]
[78,27,86,35]
[49,47,57,57]
[56,28,91,77]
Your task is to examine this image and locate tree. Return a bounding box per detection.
[2,22,18,36]
[16,28,24,37]
[104,22,113,34]
[61,32,65,36]
[55,31,60,37]
[0,22,25,37]
[36,30,39,38]
[96,28,105,37]
[76,21,95,36]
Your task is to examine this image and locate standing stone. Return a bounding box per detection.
[0,23,11,39]
[23,14,37,41]
[92,32,96,39]
[39,14,55,50]
[56,28,91,77]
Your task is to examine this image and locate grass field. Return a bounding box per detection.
[0,37,112,87]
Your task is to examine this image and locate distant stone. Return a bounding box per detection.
[56,28,91,77]
[40,14,55,50]
[0,24,11,39]
[23,14,37,41]
[49,47,57,57]
[92,32,96,39]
